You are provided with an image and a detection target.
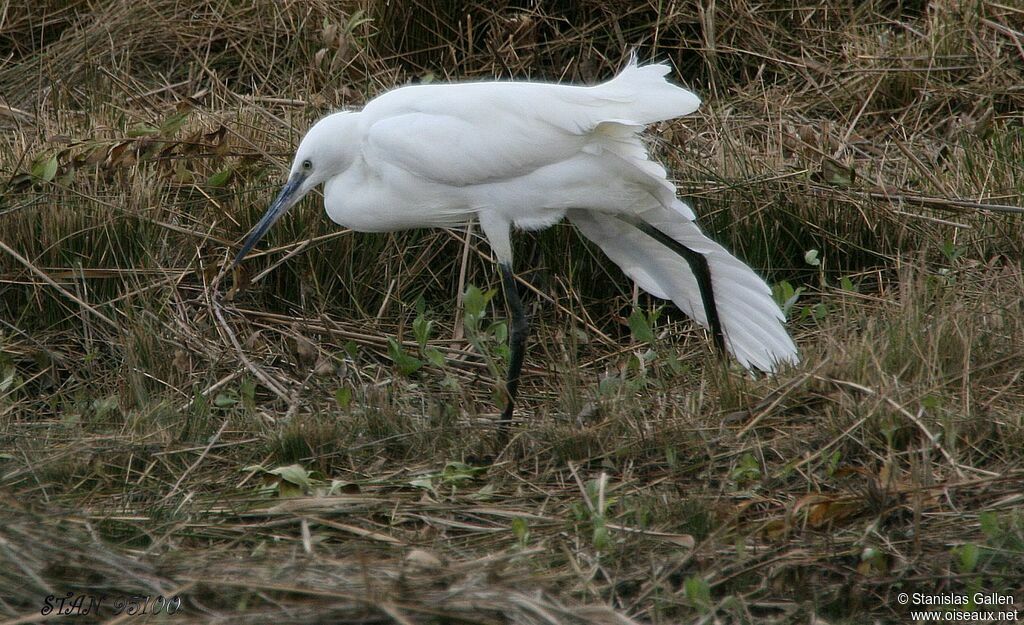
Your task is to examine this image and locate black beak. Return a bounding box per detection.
[232,172,307,267]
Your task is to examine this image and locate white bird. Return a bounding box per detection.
[233,59,799,430]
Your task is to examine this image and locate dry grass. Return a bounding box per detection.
[2,1,1024,623]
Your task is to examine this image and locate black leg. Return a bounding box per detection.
[618,216,726,354]
[498,262,528,437]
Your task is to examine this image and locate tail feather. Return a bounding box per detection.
[564,60,795,370]
[595,59,702,124]
[567,206,798,372]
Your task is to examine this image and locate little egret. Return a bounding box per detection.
[233,59,799,428]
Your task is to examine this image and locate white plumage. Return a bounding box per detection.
[234,59,798,425]
[569,207,794,371]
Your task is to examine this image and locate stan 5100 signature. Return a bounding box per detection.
[41,593,182,616]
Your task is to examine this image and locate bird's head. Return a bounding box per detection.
[232,111,358,267]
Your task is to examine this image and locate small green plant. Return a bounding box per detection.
[30,152,58,182]
[954,543,980,574]
[858,546,888,576]
[570,474,617,551]
[683,575,712,613]
[511,517,530,548]
[214,391,239,409]
[826,450,842,477]
[92,396,120,420]
[408,461,487,497]
[440,461,487,487]
[773,280,804,318]
[941,240,966,264]
[239,377,256,409]
[244,463,321,497]
[412,299,446,367]
[387,337,424,377]
[461,284,509,380]
[972,511,1024,576]
[730,453,761,484]
[627,307,660,344]
[334,387,352,409]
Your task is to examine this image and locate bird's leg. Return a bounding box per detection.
[617,215,726,354]
[498,262,528,436]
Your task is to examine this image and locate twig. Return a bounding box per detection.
[859,189,1024,215]
[161,418,230,504]
[212,300,291,400]
[0,238,118,329]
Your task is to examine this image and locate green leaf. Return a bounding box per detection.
[335,387,352,409]
[423,347,445,367]
[127,123,160,137]
[812,302,827,321]
[160,109,190,136]
[598,375,621,396]
[31,155,58,182]
[978,511,1000,539]
[240,377,256,405]
[941,240,965,262]
[592,519,610,550]
[413,313,433,349]
[956,543,980,573]
[665,447,683,473]
[213,392,238,408]
[683,576,712,612]
[773,280,800,312]
[343,341,359,359]
[441,461,486,486]
[827,450,842,476]
[92,396,119,418]
[268,459,311,489]
[628,309,655,343]
[345,8,373,31]
[489,320,507,344]
[511,517,529,545]
[821,159,855,186]
[731,453,761,482]
[387,338,423,376]
[664,351,687,375]
[278,481,303,497]
[473,482,495,500]
[462,285,498,335]
[207,167,232,187]
[463,284,485,317]
[328,479,359,495]
[828,170,853,186]
[409,476,435,490]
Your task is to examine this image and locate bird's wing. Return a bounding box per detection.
[361,62,700,188]
[362,106,584,187]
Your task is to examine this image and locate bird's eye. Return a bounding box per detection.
[301,159,312,171]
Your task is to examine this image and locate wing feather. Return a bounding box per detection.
[360,61,700,188]
[568,207,798,372]
[364,111,581,187]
